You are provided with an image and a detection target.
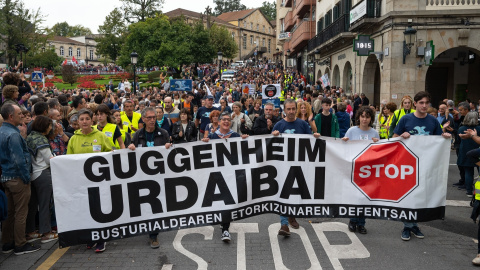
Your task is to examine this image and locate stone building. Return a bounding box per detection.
[305,0,480,107]
[47,35,102,66]
[217,9,277,61]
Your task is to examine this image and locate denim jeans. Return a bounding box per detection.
[280,215,288,226]
[403,222,418,228]
[350,218,366,226]
[465,166,475,194]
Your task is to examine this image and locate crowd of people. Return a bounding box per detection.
[1,63,480,265]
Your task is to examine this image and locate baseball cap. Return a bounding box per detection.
[206,95,214,99]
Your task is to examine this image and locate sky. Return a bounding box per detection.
[22,0,268,34]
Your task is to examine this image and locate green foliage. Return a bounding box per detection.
[209,24,238,60]
[147,70,163,82]
[28,50,62,69]
[260,1,276,21]
[61,65,77,86]
[213,0,246,16]
[95,8,126,62]
[140,82,161,89]
[47,21,92,37]
[121,0,163,23]
[118,15,215,68]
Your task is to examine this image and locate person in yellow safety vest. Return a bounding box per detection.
[121,99,143,134]
[94,104,125,149]
[378,102,397,139]
[388,95,415,138]
[112,109,132,146]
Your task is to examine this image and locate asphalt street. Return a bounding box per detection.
[0,150,478,270]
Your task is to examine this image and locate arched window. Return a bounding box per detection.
[77,48,81,57]
[68,47,73,56]
[60,46,64,56]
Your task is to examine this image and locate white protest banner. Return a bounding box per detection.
[321,74,330,87]
[51,135,449,247]
[262,84,281,99]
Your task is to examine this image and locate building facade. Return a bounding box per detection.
[218,9,277,61]
[306,0,480,107]
[47,35,102,66]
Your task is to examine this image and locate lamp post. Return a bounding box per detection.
[130,51,138,95]
[314,49,320,81]
[403,22,417,64]
[217,51,223,77]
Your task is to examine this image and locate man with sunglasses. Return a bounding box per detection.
[202,111,249,243]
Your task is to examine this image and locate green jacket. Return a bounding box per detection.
[314,112,340,138]
[67,128,112,155]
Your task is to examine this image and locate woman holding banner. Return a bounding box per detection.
[342,106,380,235]
[67,109,112,253]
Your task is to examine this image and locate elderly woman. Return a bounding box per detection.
[231,101,252,135]
[2,85,27,110]
[457,111,480,197]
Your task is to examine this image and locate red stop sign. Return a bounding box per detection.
[352,141,418,202]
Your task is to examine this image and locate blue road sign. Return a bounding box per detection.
[170,79,193,91]
[31,71,43,83]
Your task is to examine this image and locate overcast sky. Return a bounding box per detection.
[22,0,268,34]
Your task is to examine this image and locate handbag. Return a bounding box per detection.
[240,114,253,135]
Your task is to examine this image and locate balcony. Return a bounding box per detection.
[308,14,354,52]
[349,0,382,32]
[290,20,315,52]
[285,11,295,31]
[293,0,315,19]
[285,0,293,8]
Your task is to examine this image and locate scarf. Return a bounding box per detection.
[26,131,51,158]
[156,116,165,128]
[214,129,235,138]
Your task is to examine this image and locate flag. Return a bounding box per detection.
[72,56,78,64]
[205,83,212,96]
[62,59,67,65]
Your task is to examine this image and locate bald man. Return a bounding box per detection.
[163,96,180,123]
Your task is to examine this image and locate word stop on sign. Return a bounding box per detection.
[352,141,419,202]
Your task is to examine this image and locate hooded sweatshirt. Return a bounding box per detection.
[336,111,351,138]
[67,128,112,155]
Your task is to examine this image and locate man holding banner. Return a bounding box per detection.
[128,107,172,248]
[393,91,451,241]
[272,99,321,236]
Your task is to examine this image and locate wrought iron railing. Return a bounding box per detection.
[307,14,349,51]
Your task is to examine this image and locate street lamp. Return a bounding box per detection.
[130,51,138,95]
[403,21,417,64]
[217,51,223,76]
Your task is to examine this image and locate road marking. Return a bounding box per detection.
[172,226,213,270]
[446,200,471,207]
[311,222,370,270]
[473,239,478,244]
[230,223,259,270]
[36,247,70,270]
[268,224,322,270]
[161,264,173,270]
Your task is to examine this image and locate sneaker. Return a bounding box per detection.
[14,243,41,255]
[221,230,231,243]
[95,242,106,253]
[458,185,466,190]
[410,226,425,239]
[278,225,290,236]
[401,228,411,241]
[150,237,159,249]
[467,192,474,198]
[288,217,299,229]
[453,181,464,186]
[26,231,42,243]
[86,242,96,249]
[2,242,14,254]
[348,221,357,232]
[473,254,480,266]
[357,225,367,234]
[41,232,58,244]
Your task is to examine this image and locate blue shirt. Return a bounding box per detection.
[272,118,312,135]
[0,122,31,183]
[436,113,453,125]
[394,113,442,136]
[196,106,219,132]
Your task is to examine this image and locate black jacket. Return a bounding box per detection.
[171,121,197,144]
[132,126,170,147]
[253,115,280,135]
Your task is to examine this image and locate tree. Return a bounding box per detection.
[213,0,246,16]
[28,49,62,69]
[61,65,77,86]
[0,0,47,66]
[120,0,163,23]
[47,22,92,37]
[95,8,126,63]
[209,24,238,60]
[117,14,215,68]
[260,1,276,21]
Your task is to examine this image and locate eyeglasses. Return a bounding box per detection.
[220,118,231,122]
[144,116,156,120]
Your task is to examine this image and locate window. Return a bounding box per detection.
[77,48,81,57]
[250,35,254,45]
[232,32,235,40]
[244,21,247,28]
[68,47,73,56]
[317,18,324,34]
[250,22,253,29]
[263,25,265,32]
[60,46,64,56]
[262,38,265,47]
[268,39,271,53]
[243,35,247,49]
[89,50,94,60]
[257,24,259,31]
[268,27,271,34]
[281,19,284,32]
